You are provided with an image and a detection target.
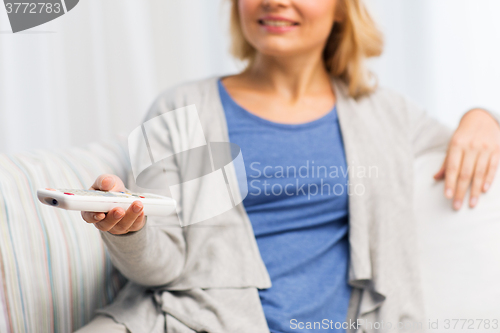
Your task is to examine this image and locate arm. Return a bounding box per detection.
[407,97,454,157]
[81,95,187,287]
[100,212,185,287]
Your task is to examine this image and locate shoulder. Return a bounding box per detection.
[359,85,421,116]
[140,76,229,142]
[334,79,424,127]
[161,76,218,100]
[144,76,221,121]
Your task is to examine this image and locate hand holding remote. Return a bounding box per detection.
[81,174,146,235]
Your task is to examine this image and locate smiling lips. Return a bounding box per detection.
[258,16,299,33]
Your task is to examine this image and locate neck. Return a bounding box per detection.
[243,50,332,102]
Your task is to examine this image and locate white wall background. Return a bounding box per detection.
[0,0,499,154]
[368,0,500,128]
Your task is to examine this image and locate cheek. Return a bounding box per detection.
[299,1,337,38]
[238,0,266,48]
[238,0,259,27]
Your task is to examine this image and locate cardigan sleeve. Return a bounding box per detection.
[99,91,187,288]
[405,97,453,157]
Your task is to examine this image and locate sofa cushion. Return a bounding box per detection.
[0,142,128,333]
[414,150,500,327]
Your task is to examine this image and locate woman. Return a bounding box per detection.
[77,0,500,332]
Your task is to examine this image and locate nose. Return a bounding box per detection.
[262,0,291,9]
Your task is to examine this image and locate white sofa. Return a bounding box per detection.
[415,151,500,332]
[0,143,498,332]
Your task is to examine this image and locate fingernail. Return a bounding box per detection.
[114,210,124,219]
[453,200,462,210]
[93,214,100,221]
[483,183,490,192]
[102,177,113,189]
[470,197,478,207]
[133,203,143,213]
[445,188,453,198]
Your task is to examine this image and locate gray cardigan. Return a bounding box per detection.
[96,76,487,333]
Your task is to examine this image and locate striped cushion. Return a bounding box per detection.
[0,142,129,333]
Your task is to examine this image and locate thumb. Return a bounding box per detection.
[91,174,116,191]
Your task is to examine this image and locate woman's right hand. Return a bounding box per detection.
[81,174,146,235]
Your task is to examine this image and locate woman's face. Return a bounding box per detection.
[238,0,340,58]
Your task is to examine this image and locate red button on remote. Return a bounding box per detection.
[64,192,75,195]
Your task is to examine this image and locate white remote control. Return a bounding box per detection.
[37,188,176,216]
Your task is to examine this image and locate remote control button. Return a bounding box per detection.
[64,192,75,195]
[46,188,56,191]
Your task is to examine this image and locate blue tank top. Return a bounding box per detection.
[218,80,351,333]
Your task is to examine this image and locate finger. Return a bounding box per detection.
[110,211,145,235]
[453,150,479,210]
[94,207,125,232]
[434,159,446,180]
[90,174,117,191]
[127,213,146,232]
[81,211,106,223]
[469,152,490,208]
[108,201,144,235]
[444,145,464,199]
[483,151,500,192]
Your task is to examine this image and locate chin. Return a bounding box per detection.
[254,42,304,58]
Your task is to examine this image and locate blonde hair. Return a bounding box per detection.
[229,0,384,98]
